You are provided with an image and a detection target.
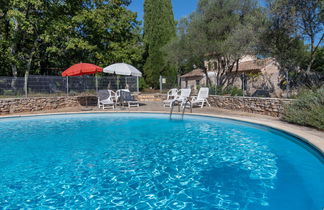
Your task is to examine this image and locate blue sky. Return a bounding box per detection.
[128,0,267,22]
[128,0,199,21]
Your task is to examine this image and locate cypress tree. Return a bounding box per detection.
[144,0,176,88]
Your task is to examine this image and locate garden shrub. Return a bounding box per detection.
[226,86,243,96]
[139,77,149,90]
[209,85,223,95]
[282,88,324,130]
[209,85,243,96]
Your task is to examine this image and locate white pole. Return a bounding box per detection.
[177,75,180,88]
[159,75,162,93]
[117,75,119,89]
[136,76,139,92]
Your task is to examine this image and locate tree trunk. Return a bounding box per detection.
[202,67,211,87]
[24,56,32,97]
[24,41,37,97]
[10,45,18,91]
[306,35,315,73]
[306,33,323,72]
[9,18,19,91]
[306,56,316,73]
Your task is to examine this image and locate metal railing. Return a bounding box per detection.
[169,98,192,120]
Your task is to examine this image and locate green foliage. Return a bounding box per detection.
[260,0,323,88]
[139,77,149,90]
[0,0,143,77]
[164,0,267,87]
[301,46,324,73]
[143,0,176,88]
[209,85,243,96]
[163,18,202,75]
[282,88,324,130]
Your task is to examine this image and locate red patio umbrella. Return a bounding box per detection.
[62,63,103,110]
[62,63,103,76]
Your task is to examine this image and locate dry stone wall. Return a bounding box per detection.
[0,94,293,117]
[208,95,293,117]
[135,94,164,102]
[0,96,80,114]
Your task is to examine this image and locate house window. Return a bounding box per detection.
[196,80,200,86]
[185,80,188,88]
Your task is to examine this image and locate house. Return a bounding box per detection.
[181,56,283,97]
[180,68,216,92]
[180,68,205,90]
[231,57,282,97]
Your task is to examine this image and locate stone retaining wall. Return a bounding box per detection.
[0,94,293,117]
[208,95,293,117]
[0,96,81,114]
[135,94,164,102]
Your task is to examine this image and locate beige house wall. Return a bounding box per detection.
[180,76,206,91]
[242,61,283,98]
[203,57,283,98]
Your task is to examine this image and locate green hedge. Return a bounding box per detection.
[209,85,243,96]
[282,88,324,130]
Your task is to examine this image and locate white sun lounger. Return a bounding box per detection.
[191,87,210,108]
[97,90,115,109]
[163,88,191,107]
[119,90,139,108]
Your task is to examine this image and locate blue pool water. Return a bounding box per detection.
[0,113,323,209]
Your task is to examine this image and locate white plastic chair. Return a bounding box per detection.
[191,87,210,108]
[163,88,191,107]
[97,90,115,109]
[163,88,178,107]
[167,88,178,100]
[119,90,139,108]
[116,89,130,104]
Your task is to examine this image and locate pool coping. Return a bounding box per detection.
[1,110,323,156]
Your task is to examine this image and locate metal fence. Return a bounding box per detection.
[159,75,180,93]
[0,75,139,98]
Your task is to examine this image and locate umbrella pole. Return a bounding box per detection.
[117,75,120,89]
[95,74,98,93]
[136,76,139,92]
[85,75,88,107]
[66,76,69,96]
[83,75,91,111]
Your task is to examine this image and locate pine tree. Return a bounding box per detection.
[143,0,176,88]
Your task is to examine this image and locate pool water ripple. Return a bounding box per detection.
[0,113,323,209]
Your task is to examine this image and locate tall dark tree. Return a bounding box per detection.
[143,0,176,88]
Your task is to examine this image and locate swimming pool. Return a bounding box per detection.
[0,113,323,209]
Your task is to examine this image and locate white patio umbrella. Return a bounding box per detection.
[103,63,142,91]
[103,63,142,77]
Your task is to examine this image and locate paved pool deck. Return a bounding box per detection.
[1,101,323,154]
